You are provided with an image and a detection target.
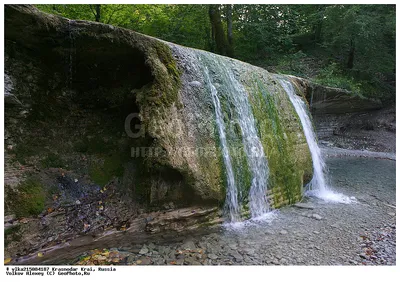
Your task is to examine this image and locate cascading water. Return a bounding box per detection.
[203,67,241,222]
[279,78,354,203]
[220,63,270,219]
[198,52,270,221]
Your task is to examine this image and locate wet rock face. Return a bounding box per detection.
[289,76,383,115]
[289,76,394,153]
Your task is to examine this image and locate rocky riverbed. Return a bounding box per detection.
[16,156,395,266]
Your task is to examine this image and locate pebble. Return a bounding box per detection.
[232,253,243,261]
[189,81,202,87]
[312,214,322,220]
[181,240,196,250]
[4,214,16,223]
[126,256,136,264]
[207,253,218,260]
[280,230,288,235]
[139,247,149,255]
[138,257,152,265]
[228,244,238,250]
[280,258,288,264]
[176,258,184,265]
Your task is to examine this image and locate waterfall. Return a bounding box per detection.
[220,63,270,219]
[204,68,241,222]
[279,78,354,203]
[199,52,270,221]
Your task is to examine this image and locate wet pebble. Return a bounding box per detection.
[207,253,218,260]
[139,246,149,255]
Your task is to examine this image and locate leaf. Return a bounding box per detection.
[4,258,12,264]
[20,218,29,224]
[81,256,90,261]
[96,255,107,261]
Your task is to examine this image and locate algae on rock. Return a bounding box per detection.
[5,4,313,219]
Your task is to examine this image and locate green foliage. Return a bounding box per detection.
[8,178,45,218]
[274,51,309,76]
[35,4,395,101]
[314,63,362,94]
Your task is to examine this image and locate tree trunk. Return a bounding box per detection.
[208,6,216,52]
[347,38,355,69]
[95,4,101,22]
[313,5,325,44]
[208,5,228,56]
[226,4,234,57]
[314,20,322,43]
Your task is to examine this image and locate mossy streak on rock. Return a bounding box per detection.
[246,74,312,208]
[217,89,252,208]
[7,177,45,218]
[136,41,182,109]
[89,153,127,187]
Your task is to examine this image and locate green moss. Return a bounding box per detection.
[229,140,252,204]
[211,88,253,210]
[137,41,182,109]
[247,76,307,207]
[87,138,114,154]
[5,225,22,247]
[13,143,37,165]
[8,177,45,218]
[40,152,64,168]
[212,129,227,207]
[73,140,89,153]
[89,153,125,187]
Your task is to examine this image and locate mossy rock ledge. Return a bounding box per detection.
[4,5,313,260]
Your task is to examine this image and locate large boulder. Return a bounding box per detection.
[4,5,313,260]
